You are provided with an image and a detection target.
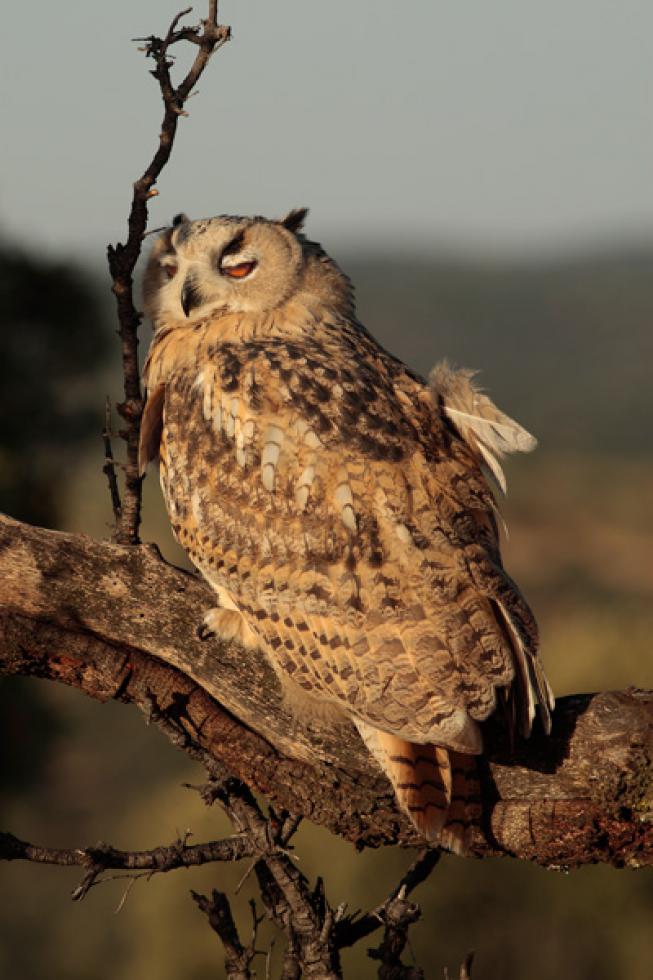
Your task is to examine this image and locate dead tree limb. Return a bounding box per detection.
[106,3,231,547]
[1,511,651,867]
[0,830,252,901]
[192,889,262,980]
[335,850,441,951]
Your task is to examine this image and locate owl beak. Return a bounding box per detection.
[181,276,202,318]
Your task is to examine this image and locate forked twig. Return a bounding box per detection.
[192,888,263,980]
[106,2,231,545]
[335,848,441,950]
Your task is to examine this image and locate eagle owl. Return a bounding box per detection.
[140,208,554,853]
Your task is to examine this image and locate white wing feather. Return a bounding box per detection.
[429,360,537,494]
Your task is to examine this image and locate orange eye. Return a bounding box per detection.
[222,260,257,279]
[164,263,178,280]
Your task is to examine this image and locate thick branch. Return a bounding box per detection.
[1,513,651,867]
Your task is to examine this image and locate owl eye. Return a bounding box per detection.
[221,260,257,279]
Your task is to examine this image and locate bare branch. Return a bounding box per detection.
[336,850,441,951]
[0,830,253,901]
[102,397,122,524]
[106,3,231,546]
[367,887,424,980]
[201,778,343,979]
[193,889,261,980]
[444,953,475,980]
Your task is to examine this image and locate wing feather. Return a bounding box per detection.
[429,360,537,494]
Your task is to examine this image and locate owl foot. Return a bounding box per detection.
[197,620,215,642]
[197,606,260,649]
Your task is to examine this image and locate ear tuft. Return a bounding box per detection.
[280,207,309,233]
[172,213,190,227]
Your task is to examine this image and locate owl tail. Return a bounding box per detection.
[354,721,479,855]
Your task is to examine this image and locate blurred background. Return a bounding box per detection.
[1,2,652,977]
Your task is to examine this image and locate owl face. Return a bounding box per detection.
[143,210,310,326]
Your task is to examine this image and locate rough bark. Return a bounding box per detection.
[1,512,651,867]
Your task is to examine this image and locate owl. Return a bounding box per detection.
[139,209,554,854]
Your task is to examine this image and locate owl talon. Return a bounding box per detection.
[197,622,216,642]
[196,605,260,650]
[199,606,224,642]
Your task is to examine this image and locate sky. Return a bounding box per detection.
[1,0,652,260]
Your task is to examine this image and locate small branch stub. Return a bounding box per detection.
[102,397,122,524]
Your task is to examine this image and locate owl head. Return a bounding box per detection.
[143,209,353,327]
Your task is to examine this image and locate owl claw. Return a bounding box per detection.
[196,605,260,650]
[197,606,223,642]
[196,622,216,642]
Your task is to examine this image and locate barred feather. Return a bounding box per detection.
[354,721,479,854]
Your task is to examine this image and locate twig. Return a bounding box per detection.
[367,885,424,980]
[106,2,231,546]
[459,952,475,979]
[193,888,262,980]
[336,849,441,950]
[0,831,252,902]
[196,778,342,979]
[102,396,122,526]
[113,874,141,914]
[265,937,276,980]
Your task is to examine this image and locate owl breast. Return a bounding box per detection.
[154,331,525,755]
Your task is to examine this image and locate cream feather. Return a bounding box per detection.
[429,361,537,494]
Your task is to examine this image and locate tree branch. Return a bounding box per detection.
[1,512,652,867]
[367,890,424,980]
[107,3,231,547]
[102,397,122,524]
[205,778,343,979]
[0,830,252,901]
[335,850,441,951]
[192,890,262,980]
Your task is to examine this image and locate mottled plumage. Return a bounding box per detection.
[140,210,554,852]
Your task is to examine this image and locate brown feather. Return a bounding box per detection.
[138,383,165,475]
[440,751,481,855]
[354,722,478,854]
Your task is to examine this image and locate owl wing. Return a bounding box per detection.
[146,334,552,755]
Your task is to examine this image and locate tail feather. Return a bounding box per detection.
[494,599,554,737]
[354,721,478,854]
[440,751,481,855]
